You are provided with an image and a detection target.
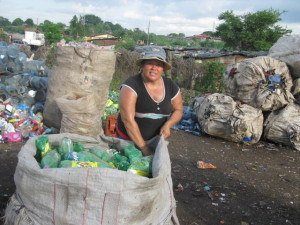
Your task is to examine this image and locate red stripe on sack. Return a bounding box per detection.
[53,184,56,225]
[101,193,107,224]
[82,168,90,225]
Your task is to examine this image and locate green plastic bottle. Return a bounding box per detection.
[124,145,143,163]
[41,150,61,169]
[110,150,130,170]
[128,159,151,177]
[73,142,84,152]
[59,137,74,159]
[89,146,110,162]
[35,135,50,162]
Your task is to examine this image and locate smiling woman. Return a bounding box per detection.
[116,46,183,156]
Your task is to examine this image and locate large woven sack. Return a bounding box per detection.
[268,35,300,78]
[56,92,102,138]
[195,93,263,144]
[43,46,116,130]
[4,134,179,225]
[264,103,300,151]
[224,56,294,111]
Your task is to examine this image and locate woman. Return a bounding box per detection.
[116,46,183,156]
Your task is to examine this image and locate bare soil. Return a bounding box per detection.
[0,130,300,225]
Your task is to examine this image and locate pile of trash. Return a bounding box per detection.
[0,41,57,142]
[172,106,201,136]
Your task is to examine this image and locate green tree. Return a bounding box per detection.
[115,37,136,50]
[216,9,292,51]
[84,14,102,26]
[0,16,11,27]
[25,18,34,27]
[69,15,84,39]
[12,18,24,26]
[45,24,63,44]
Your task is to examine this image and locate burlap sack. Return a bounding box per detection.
[268,35,300,78]
[56,92,103,137]
[224,56,294,111]
[4,134,179,225]
[43,46,116,130]
[195,93,263,144]
[264,103,300,151]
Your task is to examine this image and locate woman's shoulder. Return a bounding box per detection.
[124,74,141,84]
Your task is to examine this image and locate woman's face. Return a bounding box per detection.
[141,59,164,82]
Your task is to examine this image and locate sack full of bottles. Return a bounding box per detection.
[35,135,153,177]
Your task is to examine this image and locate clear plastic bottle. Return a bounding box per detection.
[59,137,74,159]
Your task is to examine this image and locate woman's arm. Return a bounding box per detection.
[160,91,183,138]
[119,86,153,156]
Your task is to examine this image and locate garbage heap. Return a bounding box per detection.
[0,41,56,142]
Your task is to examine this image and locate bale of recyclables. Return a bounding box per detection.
[43,46,116,132]
[4,133,179,225]
[195,93,264,144]
[224,56,294,111]
[264,103,300,151]
[268,34,300,78]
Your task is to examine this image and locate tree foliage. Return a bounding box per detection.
[25,18,34,27]
[12,18,24,26]
[216,9,292,51]
[44,24,63,44]
[0,16,11,27]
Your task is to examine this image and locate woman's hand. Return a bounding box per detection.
[160,123,171,139]
[140,145,154,156]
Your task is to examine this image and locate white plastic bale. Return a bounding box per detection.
[224,56,294,111]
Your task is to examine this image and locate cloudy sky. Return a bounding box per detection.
[1,0,300,36]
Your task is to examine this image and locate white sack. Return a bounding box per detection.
[195,93,263,144]
[4,134,179,225]
[224,56,294,111]
[264,103,300,151]
[268,35,300,78]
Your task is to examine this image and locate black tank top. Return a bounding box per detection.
[117,74,180,140]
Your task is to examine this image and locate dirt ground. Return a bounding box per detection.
[0,130,299,225]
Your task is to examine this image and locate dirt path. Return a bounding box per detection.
[0,131,299,225]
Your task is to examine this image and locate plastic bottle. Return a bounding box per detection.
[109,150,128,168]
[35,135,50,162]
[59,137,74,159]
[41,150,61,169]
[89,146,110,162]
[124,145,143,163]
[73,142,84,152]
[128,159,151,177]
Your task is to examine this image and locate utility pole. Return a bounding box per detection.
[147,20,150,45]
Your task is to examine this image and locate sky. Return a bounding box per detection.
[1,0,300,37]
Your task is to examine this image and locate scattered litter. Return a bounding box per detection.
[176,183,184,192]
[197,160,216,169]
